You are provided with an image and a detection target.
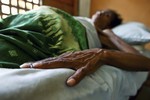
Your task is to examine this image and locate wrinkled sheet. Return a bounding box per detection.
[0,21,149,100]
[0,64,148,100]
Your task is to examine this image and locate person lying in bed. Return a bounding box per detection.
[1,6,119,68]
[19,6,150,87]
[0,6,149,87]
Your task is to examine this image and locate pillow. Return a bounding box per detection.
[112,22,150,45]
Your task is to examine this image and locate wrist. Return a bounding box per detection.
[97,49,109,64]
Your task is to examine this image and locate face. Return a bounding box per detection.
[92,9,118,30]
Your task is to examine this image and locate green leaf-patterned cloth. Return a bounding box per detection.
[0,6,88,68]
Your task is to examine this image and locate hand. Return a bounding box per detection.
[20,48,105,87]
[97,28,118,49]
[97,28,116,39]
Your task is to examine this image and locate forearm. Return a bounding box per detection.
[101,49,150,71]
[99,29,140,54]
[109,34,140,54]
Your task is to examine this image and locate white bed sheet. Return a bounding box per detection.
[0,64,148,100]
[0,20,149,100]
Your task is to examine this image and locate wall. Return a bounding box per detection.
[43,0,79,15]
[90,0,150,27]
[79,0,91,17]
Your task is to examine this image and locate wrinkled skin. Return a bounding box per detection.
[20,48,105,86]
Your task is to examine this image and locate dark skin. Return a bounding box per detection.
[20,9,150,87]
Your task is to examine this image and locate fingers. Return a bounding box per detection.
[20,62,33,68]
[20,62,45,69]
[102,29,112,32]
[20,58,71,69]
[66,67,87,87]
[102,29,115,37]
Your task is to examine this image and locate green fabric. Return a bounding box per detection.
[0,6,88,68]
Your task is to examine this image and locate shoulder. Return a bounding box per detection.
[74,17,93,26]
[74,17,96,30]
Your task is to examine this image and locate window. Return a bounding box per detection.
[0,0,42,19]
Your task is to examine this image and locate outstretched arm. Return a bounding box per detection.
[102,49,150,71]
[20,48,150,86]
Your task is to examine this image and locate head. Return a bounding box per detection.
[91,9,122,30]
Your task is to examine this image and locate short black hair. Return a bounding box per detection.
[108,9,123,28]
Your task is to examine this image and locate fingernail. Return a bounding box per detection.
[67,78,76,87]
[20,63,29,68]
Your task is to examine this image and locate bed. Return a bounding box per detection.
[0,22,150,100]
